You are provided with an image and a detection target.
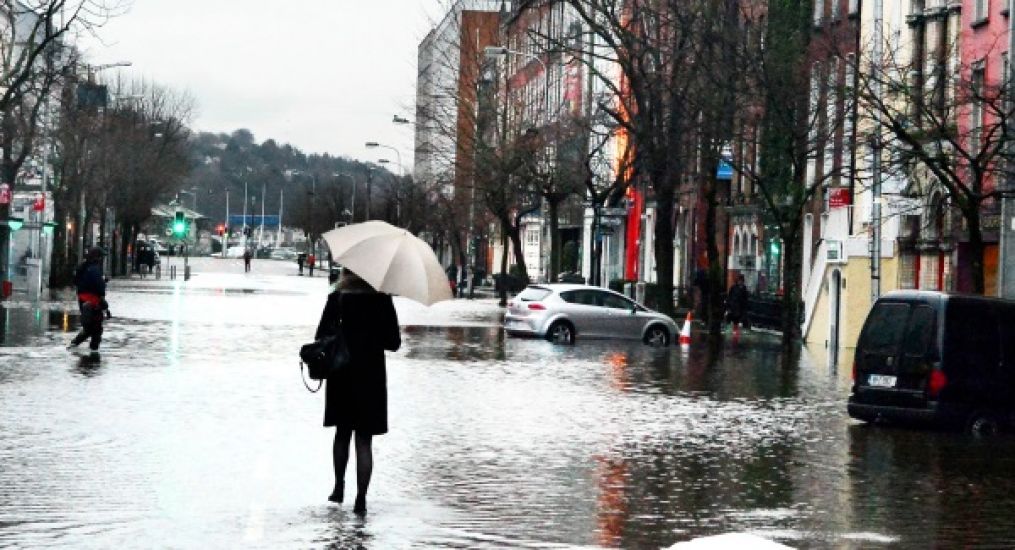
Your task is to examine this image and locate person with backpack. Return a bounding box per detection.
[69,247,111,354]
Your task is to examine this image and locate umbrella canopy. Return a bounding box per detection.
[321,221,453,306]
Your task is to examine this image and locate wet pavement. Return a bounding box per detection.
[2,257,1015,548]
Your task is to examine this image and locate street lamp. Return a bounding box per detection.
[365,142,403,176]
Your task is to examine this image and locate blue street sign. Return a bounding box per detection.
[229,215,280,228]
[717,158,734,180]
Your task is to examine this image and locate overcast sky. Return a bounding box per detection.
[81,0,445,169]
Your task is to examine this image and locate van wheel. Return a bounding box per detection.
[546,321,575,345]
[968,412,1002,437]
[644,325,670,347]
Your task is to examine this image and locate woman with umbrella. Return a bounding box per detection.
[315,221,452,515]
[316,268,400,515]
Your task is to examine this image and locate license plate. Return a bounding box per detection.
[868,374,897,388]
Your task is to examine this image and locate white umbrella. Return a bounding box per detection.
[321,221,453,306]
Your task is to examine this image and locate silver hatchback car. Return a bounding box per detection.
[503,284,679,346]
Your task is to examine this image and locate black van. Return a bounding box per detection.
[848,291,1015,435]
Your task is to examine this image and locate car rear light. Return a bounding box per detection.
[528,303,546,311]
[851,359,857,382]
[928,370,947,398]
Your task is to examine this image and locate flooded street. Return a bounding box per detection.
[1,258,1014,548]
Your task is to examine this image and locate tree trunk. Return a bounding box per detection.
[509,221,528,283]
[499,225,510,306]
[703,175,724,337]
[547,197,562,283]
[966,208,986,295]
[654,187,676,317]
[780,223,803,350]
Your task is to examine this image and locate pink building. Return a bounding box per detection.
[955,0,1008,292]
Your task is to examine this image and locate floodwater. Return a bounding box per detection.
[1,258,1014,549]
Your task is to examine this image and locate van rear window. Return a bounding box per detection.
[517,287,551,302]
[902,305,937,356]
[862,303,909,352]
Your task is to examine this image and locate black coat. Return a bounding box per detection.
[315,290,401,434]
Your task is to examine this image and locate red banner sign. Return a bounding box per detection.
[0,184,10,205]
[32,194,45,212]
[829,188,851,208]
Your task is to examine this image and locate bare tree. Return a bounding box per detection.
[852,36,1014,295]
[556,0,711,317]
[0,0,126,284]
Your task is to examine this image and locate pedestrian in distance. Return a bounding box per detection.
[725,274,750,334]
[69,247,111,355]
[308,253,316,277]
[243,248,252,273]
[315,268,401,515]
[297,253,305,276]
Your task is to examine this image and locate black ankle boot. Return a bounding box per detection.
[328,481,344,503]
[353,494,366,515]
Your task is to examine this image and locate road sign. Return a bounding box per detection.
[601,208,628,217]
[0,184,10,205]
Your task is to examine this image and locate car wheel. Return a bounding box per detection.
[644,325,670,347]
[546,321,575,345]
[968,412,1002,437]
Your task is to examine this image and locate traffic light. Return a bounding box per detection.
[216,224,226,236]
[243,226,252,238]
[172,211,187,237]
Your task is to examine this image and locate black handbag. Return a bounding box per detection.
[300,295,350,392]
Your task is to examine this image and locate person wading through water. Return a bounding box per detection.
[315,268,400,515]
[69,247,111,355]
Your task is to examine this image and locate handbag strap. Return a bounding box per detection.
[300,361,324,393]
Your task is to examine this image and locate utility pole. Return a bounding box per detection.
[1002,0,1015,298]
[258,182,265,248]
[223,189,229,259]
[870,0,883,304]
[242,181,248,251]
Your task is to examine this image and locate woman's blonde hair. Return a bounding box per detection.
[339,268,374,292]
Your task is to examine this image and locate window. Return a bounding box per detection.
[860,303,909,353]
[517,287,551,302]
[526,229,539,246]
[813,0,825,25]
[971,62,985,154]
[830,0,840,20]
[560,290,598,306]
[974,0,989,24]
[902,306,937,357]
[598,292,633,310]
[1003,52,1010,111]
[848,0,859,16]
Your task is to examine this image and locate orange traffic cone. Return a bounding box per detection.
[679,312,692,346]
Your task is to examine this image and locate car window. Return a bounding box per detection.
[517,287,551,302]
[902,305,936,357]
[599,292,633,310]
[861,303,909,353]
[560,290,597,306]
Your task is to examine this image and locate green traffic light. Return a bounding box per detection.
[172,221,186,235]
[7,218,23,231]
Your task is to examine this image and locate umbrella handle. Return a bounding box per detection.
[300,361,324,393]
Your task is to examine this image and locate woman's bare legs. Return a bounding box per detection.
[330,428,352,503]
[353,432,373,515]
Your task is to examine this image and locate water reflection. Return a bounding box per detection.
[847,424,1015,547]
